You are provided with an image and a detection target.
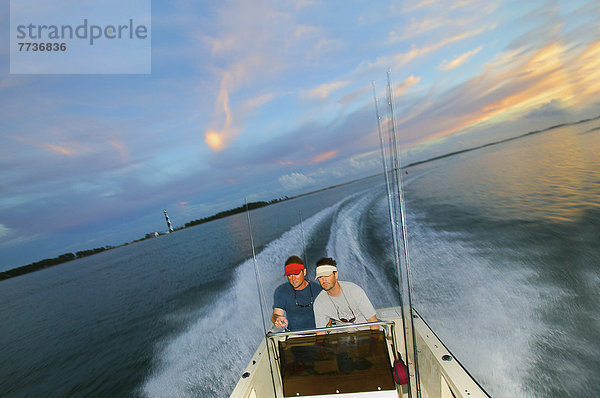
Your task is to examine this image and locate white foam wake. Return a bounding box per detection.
[406,208,564,397]
[324,188,398,308]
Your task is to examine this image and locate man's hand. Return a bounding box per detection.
[274,315,288,329]
[367,315,380,331]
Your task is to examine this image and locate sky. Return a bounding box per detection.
[1,0,599,271]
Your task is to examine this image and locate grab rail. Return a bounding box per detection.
[266,319,396,338]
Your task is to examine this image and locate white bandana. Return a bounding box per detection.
[315,265,337,279]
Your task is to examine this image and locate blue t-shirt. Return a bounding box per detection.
[273,281,320,331]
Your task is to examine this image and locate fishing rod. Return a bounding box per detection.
[372,81,402,303]
[372,71,422,398]
[244,198,278,395]
[299,211,309,270]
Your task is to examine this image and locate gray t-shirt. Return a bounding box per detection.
[313,281,376,328]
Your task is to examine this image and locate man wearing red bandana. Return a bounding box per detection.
[271,255,321,331]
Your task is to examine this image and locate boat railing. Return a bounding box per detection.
[267,319,396,338]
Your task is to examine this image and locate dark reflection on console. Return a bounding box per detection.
[278,330,395,397]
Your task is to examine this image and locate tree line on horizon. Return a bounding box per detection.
[0,198,289,281]
[184,198,287,228]
[0,247,112,281]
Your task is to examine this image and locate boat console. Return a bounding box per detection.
[231,308,490,398]
[277,329,398,397]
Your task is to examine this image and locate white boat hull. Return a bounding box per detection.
[231,306,489,398]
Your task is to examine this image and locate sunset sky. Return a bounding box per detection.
[1,0,599,270]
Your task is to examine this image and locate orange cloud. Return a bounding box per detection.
[438,46,483,71]
[362,27,488,73]
[567,40,600,107]
[205,72,237,152]
[8,134,79,156]
[310,150,337,164]
[205,131,225,151]
[108,140,129,162]
[408,36,600,149]
[395,75,421,96]
[46,144,72,155]
[304,80,351,100]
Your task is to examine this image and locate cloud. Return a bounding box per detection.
[6,134,92,157]
[108,140,129,162]
[387,17,446,43]
[205,131,225,151]
[204,71,238,151]
[303,80,351,100]
[241,92,278,113]
[199,0,345,151]
[0,224,10,238]
[357,27,488,74]
[438,46,483,70]
[310,150,337,164]
[567,40,600,106]
[524,99,566,119]
[390,0,498,43]
[206,97,378,179]
[395,35,600,152]
[329,152,381,179]
[294,24,323,39]
[403,0,493,13]
[3,0,599,270]
[278,172,316,190]
[0,232,43,252]
[395,75,421,96]
[293,0,320,11]
[200,1,297,151]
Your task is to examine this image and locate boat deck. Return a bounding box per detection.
[278,329,397,397]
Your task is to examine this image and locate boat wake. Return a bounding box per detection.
[406,204,565,397]
[140,200,345,397]
[140,178,560,398]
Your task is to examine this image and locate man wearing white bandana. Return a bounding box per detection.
[313,257,379,334]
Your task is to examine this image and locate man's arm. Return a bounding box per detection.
[272,308,288,329]
[315,318,333,335]
[351,283,377,326]
[367,314,379,331]
[351,283,378,330]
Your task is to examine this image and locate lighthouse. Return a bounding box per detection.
[163,209,174,233]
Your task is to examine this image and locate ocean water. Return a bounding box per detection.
[1,119,599,397]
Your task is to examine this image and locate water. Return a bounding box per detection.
[1,120,599,397]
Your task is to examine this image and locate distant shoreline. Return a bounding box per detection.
[2,114,598,281]
[401,114,600,169]
[0,178,368,281]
